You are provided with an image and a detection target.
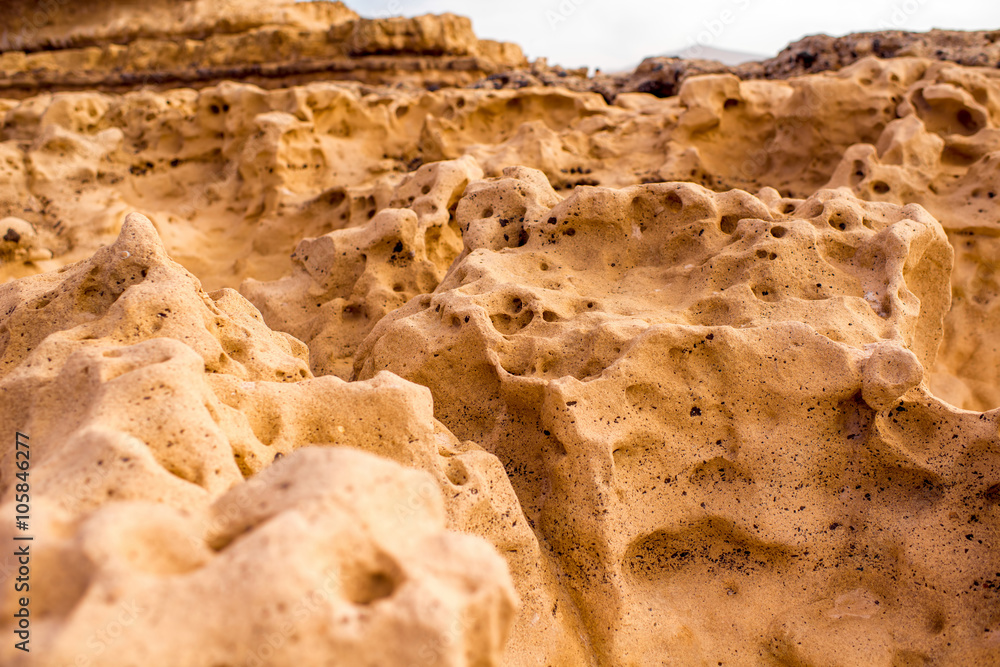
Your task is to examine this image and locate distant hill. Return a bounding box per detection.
[666,45,770,65]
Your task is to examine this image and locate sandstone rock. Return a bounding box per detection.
[241,155,482,378]
[0,1,525,97]
[0,0,359,52]
[483,29,1000,103]
[862,342,924,412]
[346,14,478,57]
[353,170,996,666]
[0,212,584,665]
[1,6,999,665]
[0,447,518,667]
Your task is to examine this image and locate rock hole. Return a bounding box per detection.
[957,109,979,132]
[754,285,780,301]
[446,460,468,486]
[666,191,683,213]
[770,225,787,238]
[612,447,627,467]
[490,310,533,335]
[850,160,867,186]
[341,558,401,605]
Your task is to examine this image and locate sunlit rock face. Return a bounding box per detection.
[0,4,998,666]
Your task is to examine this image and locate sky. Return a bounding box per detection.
[329,0,1000,72]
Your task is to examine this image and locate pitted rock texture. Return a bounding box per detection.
[0,214,584,666]
[0,447,517,667]
[1,6,1000,667]
[241,155,482,378]
[354,177,953,391]
[0,0,359,52]
[0,1,525,97]
[352,176,998,665]
[480,30,1000,102]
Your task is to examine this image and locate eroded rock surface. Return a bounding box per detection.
[0,214,583,666]
[1,4,999,666]
[352,176,998,665]
[0,1,525,96]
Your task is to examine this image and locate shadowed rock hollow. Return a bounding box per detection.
[0,2,998,666]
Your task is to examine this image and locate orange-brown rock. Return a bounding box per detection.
[479,30,1000,104]
[0,213,586,665]
[1,6,999,666]
[0,1,525,97]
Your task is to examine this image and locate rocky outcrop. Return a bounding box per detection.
[0,213,585,666]
[1,5,999,666]
[349,175,987,664]
[0,1,525,97]
[479,29,1000,102]
[0,0,359,52]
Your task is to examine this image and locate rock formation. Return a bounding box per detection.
[0,1,525,97]
[0,2,998,666]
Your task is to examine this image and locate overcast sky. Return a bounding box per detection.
[333,0,1000,72]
